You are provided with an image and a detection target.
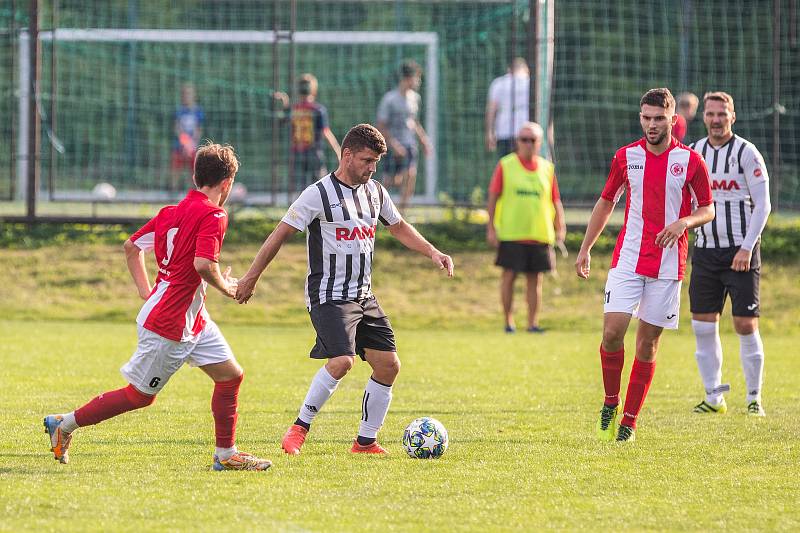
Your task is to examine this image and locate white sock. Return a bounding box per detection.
[297,366,340,426]
[358,378,393,439]
[739,331,765,403]
[59,412,79,434]
[692,320,725,404]
[215,446,238,461]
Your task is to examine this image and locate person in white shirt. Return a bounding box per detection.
[485,57,530,155]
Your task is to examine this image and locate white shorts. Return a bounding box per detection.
[603,268,682,329]
[120,320,234,394]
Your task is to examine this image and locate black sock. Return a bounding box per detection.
[294,418,310,431]
[356,435,376,446]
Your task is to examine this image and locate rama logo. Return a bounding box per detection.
[670,162,685,176]
[336,226,376,241]
[711,179,741,191]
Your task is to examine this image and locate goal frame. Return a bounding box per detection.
[18,29,439,204]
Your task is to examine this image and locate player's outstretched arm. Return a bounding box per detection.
[575,198,615,279]
[236,222,299,304]
[387,220,454,277]
[195,258,237,298]
[654,204,715,249]
[124,239,152,300]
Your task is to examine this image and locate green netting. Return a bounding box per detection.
[553,0,799,208]
[2,0,799,211]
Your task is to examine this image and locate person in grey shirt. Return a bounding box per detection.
[376,60,432,212]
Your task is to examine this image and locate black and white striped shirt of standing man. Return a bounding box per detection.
[688,91,771,417]
[234,123,454,455]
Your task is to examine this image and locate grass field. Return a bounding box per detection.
[2,243,799,531]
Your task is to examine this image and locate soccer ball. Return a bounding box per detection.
[402,417,448,459]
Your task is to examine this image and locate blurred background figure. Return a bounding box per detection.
[485,57,530,156]
[276,73,341,192]
[486,122,565,334]
[674,91,699,143]
[377,59,432,212]
[171,83,205,193]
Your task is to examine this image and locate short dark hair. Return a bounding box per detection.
[703,91,735,112]
[194,142,239,187]
[399,59,421,79]
[640,88,676,112]
[341,124,387,156]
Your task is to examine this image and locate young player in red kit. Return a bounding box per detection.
[575,88,715,442]
[43,143,272,470]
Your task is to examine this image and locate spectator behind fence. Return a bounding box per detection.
[485,57,530,156]
[673,91,699,143]
[171,83,205,193]
[275,73,341,192]
[486,122,565,334]
[376,59,432,212]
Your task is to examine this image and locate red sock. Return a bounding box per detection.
[74,384,155,427]
[621,359,657,428]
[212,374,243,448]
[600,345,624,406]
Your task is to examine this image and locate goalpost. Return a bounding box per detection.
[18,29,439,205]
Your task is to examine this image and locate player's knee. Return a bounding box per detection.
[733,316,757,335]
[602,328,625,351]
[383,355,401,378]
[326,356,355,379]
[125,384,156,408]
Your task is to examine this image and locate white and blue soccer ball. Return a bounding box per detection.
[402,417,448,459]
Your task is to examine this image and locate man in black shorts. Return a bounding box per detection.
[235,123,454,455]
[486,122,565,333]
[688,92,771,416]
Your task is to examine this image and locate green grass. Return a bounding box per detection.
[1,243,800,531]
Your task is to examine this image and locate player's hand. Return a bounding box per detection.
[221,266,238,298]
[575,249,591,279]
[235,274,258,304]
[392,142,407,158]
[731,248,752,272]
[486,226,499,249]
[421,139,433,157]
[655,219,688,248]
[431,251,454,278]
[138,286,152,301]
[485,132,497,152]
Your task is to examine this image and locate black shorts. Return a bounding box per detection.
[308,297,396,360]
[689,245,761,317]
[382,142,418,177]
[496,138,515,156]
[291,150,326,190]
[495,241,553,273]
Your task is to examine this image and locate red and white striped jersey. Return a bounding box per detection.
[601,138,712,280]
[130,189,228,341]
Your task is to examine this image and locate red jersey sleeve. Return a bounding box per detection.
[488,163,504,195]
[688,154,713,207]
[195,211,228,262]
[551,173,561,202]
[129,217,157,251]
[600,155,626,202]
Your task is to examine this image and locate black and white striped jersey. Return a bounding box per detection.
[282,173,402,309]
[689,135,770,249]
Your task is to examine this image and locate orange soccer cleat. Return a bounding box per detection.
[350,440,389,454]
[43,415,73,464]
[281,424,308,455]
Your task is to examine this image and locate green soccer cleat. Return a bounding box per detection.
[747,400,766,417]
[596,404,618,442]
[693,398,727,414]
[615,424,635,442]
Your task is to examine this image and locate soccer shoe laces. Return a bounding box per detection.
[599,405,617,431]
[616,425,634,442]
